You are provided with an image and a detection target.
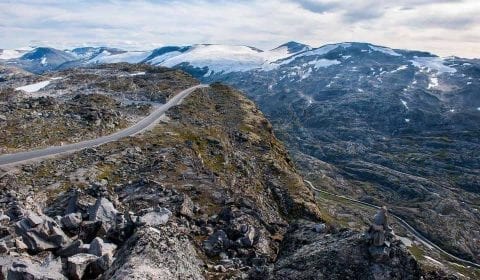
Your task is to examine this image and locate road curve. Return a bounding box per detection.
[0,84,209,167]
[304,179,480,269]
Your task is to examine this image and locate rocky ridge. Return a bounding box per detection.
[0,65,466,279]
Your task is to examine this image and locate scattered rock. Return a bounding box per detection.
[103,226,205,280]
[78,221,102,243]
[15,211,71,253]
[179,194,194,218]
[89,237,117,257]
[204,230,232,257]
[313,223,326,233]
[7,256,66,280]
[60,213,82,231]
[138,208,172,227]
[66,253,98,280]
[88,198,118,232]
[55,240,89,257]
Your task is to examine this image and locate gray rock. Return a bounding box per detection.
[139,208,172,227]
[7,256,66,280]
[25,211,44,227]
[179,194,194,218]
[89,254,113,277]
[203,230,232,257]
[61,213,82,230]
[67,253,98,280]
[56,240,89,257]
[272,220,421,280]
[103,226,205,280]
[237,225,256,247]
[0,241,8,254]
[78,221,102,243]
[88,197,118,223]
[0,212,10,226]
[15,211,71,253]
[14,238,28,252]
[313,223,326,233]
[88,197,118,232]
[89,237,117,257]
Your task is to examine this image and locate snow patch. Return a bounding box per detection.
[148,51,182,65]
[159,45,265,73]
[427,76,439,89]
[369,45,402,56]
[130,72,146,76]
[90,51,150,64]
[274,43,350,67]
[410,56,456,74]
[40,56,47,66]
[15,77,63,96]
[308,59,340,69]
[390,65,408,73]
[401,100,409,109]
[15,80,51,93]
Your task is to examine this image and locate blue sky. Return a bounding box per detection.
[0,0,478,57]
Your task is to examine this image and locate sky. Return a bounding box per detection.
[0,0,478,58]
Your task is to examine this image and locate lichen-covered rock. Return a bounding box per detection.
[103,226,204,280]
[272,220,421,280]
[6,255,66,280]
[67,253,98,280]
[138,208,171,227]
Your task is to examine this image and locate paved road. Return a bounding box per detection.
[0,84,208,167]
[304,179,480,269]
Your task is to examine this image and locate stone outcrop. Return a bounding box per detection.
[103,226,205,280]
[271,220,421,280]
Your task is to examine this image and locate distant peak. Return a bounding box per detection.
[274,41,311,53]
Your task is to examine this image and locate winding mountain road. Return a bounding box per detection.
[304,179,480,269]
[0,84,208,167]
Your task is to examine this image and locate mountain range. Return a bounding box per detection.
[1,41,479,264]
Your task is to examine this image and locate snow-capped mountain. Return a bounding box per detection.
[1,40,479,263]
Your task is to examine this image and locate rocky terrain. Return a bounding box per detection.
[0,64,197,153]
[0,66,467,279]
[162,42,480,265]
[2,42,478,265]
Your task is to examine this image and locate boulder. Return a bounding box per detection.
[78,221,102,243]
[88,198,118,232]
[7,256,66,280]
[103,226,205,280]
[0,241,8,254]
[89,254,113,278]
[313,223,326,233]
[203,230,232,257]
[89,237,117,257]
[56,240,89,257]
[0,212,10,226]
[14,238,28,252]
[25,211,44,227]
[139,208,172,227]
[15,211,71,253]
[61,213,82,230]
[237,225,256,247]
[179,194,194,218]
[67,253,98,280]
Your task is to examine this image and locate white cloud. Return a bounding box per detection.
[0,0,478,57]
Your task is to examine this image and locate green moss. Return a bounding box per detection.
[409,245,426,261]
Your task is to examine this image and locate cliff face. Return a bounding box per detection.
[0,66,462,279]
